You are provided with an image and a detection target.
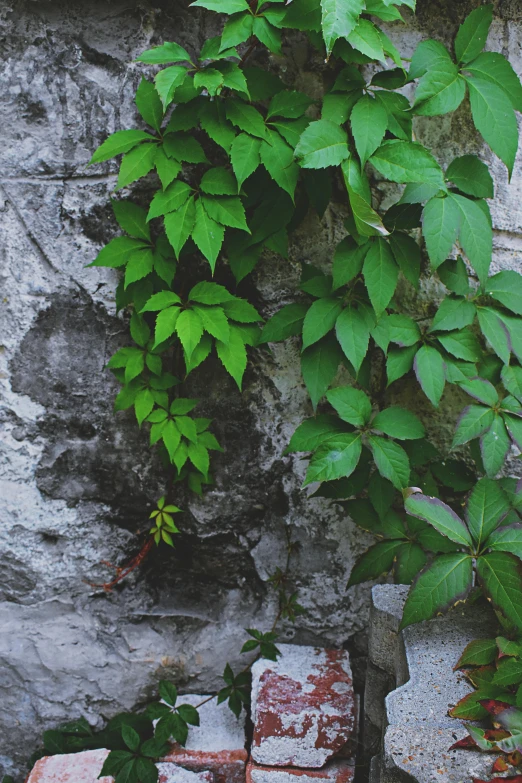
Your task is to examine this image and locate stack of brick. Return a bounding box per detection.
[24,645,357,783]
[25,696,247,783]
[247,644,357,783]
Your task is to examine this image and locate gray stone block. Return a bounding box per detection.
[369,586,500,783]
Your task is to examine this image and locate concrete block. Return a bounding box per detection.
[368,586,500,783]
[246,760,354,783]
[161,694,247,783]
[251,644,356,768]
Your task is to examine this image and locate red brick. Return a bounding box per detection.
[251,645,356,768]
[160,695,247,783]
[25,749,214,783]
[246,760,355,783]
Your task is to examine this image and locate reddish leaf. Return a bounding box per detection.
[507,752,522,767]
[492,757,509,773]
[480,700,514,718]
[450,735,480,751]
[473,778,522,783]
[467,665,496,688]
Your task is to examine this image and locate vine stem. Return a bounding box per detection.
[85,537,154,592]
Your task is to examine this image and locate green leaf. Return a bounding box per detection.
[200,168,237,196]
[350,94,388,166]
[221,12,254,50]
[502,364,522,402]
[326,385,371,426]
[260,131,300,199]
[193,305,230,343]
[216,329,247,389]
[164,196,196,259]
[477,551,522,631]
[414,344,445,407]
[90,236,147,268]
[155,148,182,190]
[486,271,522,316]
[450,194,492,283]
[388,314,421,347]
[455,638,498,667]
[226,99,267,139]
[371,407,424,440]
[335,306,370,373]
[452,405,494,447]
[90,130,155,164]
[362,239,398,318]
[192,199,225,271]
[302,297,343,349]
[430,297,476,333]
[253,17,282,54]
[466,477,510,548]
[261,303,308,343]
[348,540,404,586]
[437,330,481,362]
[400,553,473,629]
[194,68,225,97]
[481,414,510,477]
[492,658,522,687]
[117,143,157,189]
[267,91,313,120]
[230,133,261,188]
[477,307,511,364]
[347,18,385,61]
[446,155,494,199]
[135,77,164,133]
[487,524,522,558]
[137,41,191,64]
[148,181,192,221]
[124,248,154,287]
[422,195,460,269]
[163,132,207,163]
[437,257,470,296]
[189,282,235,304]
[112,200,150,242]
[320,0,364,56]
[413,49,465,116]
[175,309,204,361]
[346,185,390,238]
[304,432,362,485]
[465,75,519,177]
[199,100,236,153]
[394,543,428,585]
[294,119,350,169]
[191,0,249,10]
[466,52,522,113]
[405,493,472,546]
[284,414,347,454]
[458,377,498,407]
[369,141,444,185]
[301,335,343,409]
[154,66,189,110]
[387,344,418,386]
[389,233,421,288]
[455,4,493,64]
[201,195,249,232]
[368,435,410,490]
[283,0,322,31]
[332,238,368,290]
[223,299,260,323]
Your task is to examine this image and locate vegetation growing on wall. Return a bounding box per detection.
[67,0,522,779]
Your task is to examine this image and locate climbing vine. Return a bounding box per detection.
[82,0,522,773]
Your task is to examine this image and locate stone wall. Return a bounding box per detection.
[1,0,522,778]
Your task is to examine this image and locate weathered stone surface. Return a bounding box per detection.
[26,750,214,783]
[1,0,522,779]
[251,644,355,768]
[161,694,247,783]
[368,586,499,783]
[246,760,354,783]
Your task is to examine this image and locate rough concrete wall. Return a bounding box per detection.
[0,0,521,778]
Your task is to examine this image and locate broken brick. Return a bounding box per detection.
[246,760,355,783]
[161,694,247,783]
[251,645,356,768]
